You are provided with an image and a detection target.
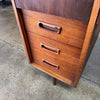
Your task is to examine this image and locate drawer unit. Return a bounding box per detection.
[11,0,100,87]
[27,32,81,80]
[22,10,87,49]
[27,32,81,65]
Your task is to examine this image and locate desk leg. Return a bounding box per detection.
[52,77,56,85]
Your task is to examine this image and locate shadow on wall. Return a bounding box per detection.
[0,0,11,8]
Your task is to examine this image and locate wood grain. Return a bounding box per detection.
[11,0,100,87]
[27,32,81,65]
[31,63,72,86]
[11,0,33,63]
[14,0,100,24]
[22,10,87,49]
[73,0,100,87]
[26,32,81,82]
[97,11,100,24]
[83,25,100,68]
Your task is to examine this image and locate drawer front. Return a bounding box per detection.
[27,32,81,80]
[22,10,87,48]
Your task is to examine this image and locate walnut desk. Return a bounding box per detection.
[11,0,100,87]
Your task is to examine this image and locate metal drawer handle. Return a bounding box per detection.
[42,59,59,70]
[38,20,62,34]
[40,43,60,54]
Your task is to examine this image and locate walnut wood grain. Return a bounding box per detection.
[97,11,100,24]
[73,0,100,87]
[83,25,100,68]
[11,0,100,87]
[22,10,87,49]
[31,63,72,86]
[27,32,81,65]
[43,59,59,70]
[40,43,60,55]
[11,0,33,63]
[26,32,81,82]
[38,20,62,34]
[14,0,100,24]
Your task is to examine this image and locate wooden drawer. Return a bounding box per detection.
[12,0,100,87]
[27,32,81,80]
[22,10,88,49]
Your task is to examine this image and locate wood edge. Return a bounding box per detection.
[22,9,88,26]
[11,0,33,63]
[73,0,100,87]
[83,25,100,68]
[97,11,100,24]
[31,63,73,87]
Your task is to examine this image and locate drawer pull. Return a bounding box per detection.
[40,43,60,54]
[43,59,59,70]
[38,20,62,34]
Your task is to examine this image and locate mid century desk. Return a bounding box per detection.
[11,0,100,87]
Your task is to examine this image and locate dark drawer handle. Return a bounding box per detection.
[40,43,60,54]
[43,59,59,70]
[38,20,62,34]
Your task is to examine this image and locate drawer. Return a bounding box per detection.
[22,10,87,49]
[27,32,81,80]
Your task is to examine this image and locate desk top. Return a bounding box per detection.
[15,0,100,24]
